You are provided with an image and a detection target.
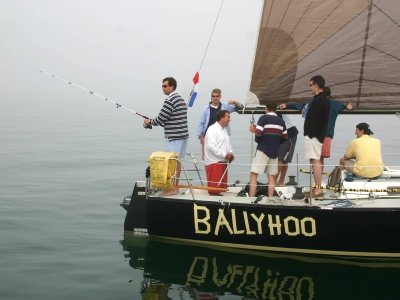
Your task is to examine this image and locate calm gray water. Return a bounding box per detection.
[1,107,400,299]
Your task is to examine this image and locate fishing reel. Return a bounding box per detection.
[143,118,152,129]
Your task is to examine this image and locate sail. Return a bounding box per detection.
[247,0,400,111]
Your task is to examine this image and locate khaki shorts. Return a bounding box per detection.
[251,150,278,175]
[304,136,322,160]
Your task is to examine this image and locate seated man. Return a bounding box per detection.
[339,122,384,178]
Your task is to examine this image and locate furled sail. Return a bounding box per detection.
[247,0,400,112]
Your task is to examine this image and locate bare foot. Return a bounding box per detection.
[161,187,179,196]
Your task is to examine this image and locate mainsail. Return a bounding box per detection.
[247,0,400,112]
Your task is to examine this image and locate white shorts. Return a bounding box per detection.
[250,150,278,175]
[165,138,188,160]
[304,136,322,160]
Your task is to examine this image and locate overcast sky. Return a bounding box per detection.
[1,0,262,118]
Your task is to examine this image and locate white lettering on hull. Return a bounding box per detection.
[194,204,316,238]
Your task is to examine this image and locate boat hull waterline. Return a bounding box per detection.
[123,193,400,258]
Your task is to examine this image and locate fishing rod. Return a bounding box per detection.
[40,70,152,128]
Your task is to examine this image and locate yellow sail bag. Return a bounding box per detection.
[148,151,179,189]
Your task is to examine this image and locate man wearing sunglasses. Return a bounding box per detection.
[303,75,330,198]
[144,77,189,195]
[197,88,243,159]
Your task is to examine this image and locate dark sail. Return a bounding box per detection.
[247,0,400,111]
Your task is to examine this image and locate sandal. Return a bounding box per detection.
[303,191,324,198]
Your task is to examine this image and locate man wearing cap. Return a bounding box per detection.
[340,123,384,178]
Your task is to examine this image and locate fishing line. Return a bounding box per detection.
[40,70,152,128]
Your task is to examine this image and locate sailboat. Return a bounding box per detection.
[121,0,400,258]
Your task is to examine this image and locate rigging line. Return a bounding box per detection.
[368,45,400,62]
[198,0,225,72]
[296,44,400,84]
[277,0,292,30]
[357,1,373,106]
[289,0,313,36]
[264,0,291,64]
[265,0,274,29]
[286,90,400,101]
[297,0,346,49]
[374,3,400,28]
[40,70,150,119]
[290,78,400,98]
[288,80,359,97]
[362,79,400,87]
[295,46,364,82]
[264,0,277,63]
[297,0,363,64]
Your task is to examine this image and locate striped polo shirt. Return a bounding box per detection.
[254,112,288,158]
[152,91,189,141]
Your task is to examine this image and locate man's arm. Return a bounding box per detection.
[279,102,306,110]
[227,99,244,112]
[197,107,208,143]
[151,100,173,127]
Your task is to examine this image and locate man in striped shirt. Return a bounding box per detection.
[144,77,189,195]
[249,103,288,197]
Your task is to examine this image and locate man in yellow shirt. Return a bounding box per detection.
[340,123,384,178]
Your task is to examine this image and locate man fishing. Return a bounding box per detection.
[143,77,189,196]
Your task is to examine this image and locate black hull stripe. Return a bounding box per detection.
[153,235,400,258]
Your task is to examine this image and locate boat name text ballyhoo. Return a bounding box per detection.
[194,204,316,237]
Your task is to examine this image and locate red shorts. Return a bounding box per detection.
[321,137,332,158]
[205,162,228,195]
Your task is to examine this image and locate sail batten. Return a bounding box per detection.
[247,0,400,112]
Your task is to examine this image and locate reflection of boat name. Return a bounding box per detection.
[194,204,316,237]
[186,255,315,299]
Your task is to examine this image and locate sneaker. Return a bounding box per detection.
[345,173,354,182]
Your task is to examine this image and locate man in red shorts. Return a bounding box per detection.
[204,110,234,195]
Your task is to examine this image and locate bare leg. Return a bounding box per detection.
[267,174,276,197]
[310,158,323,195]
[339,157,345,170]
[320,157,325,174]
[249,172,258,197]
[276,161,288,186]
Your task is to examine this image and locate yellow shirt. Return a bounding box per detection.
[344,135,384,178]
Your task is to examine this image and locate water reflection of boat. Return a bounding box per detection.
[121,234,400,300]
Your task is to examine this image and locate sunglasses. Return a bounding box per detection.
[162,85,169,88]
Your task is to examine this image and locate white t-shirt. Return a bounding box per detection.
[204,122,233,166]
